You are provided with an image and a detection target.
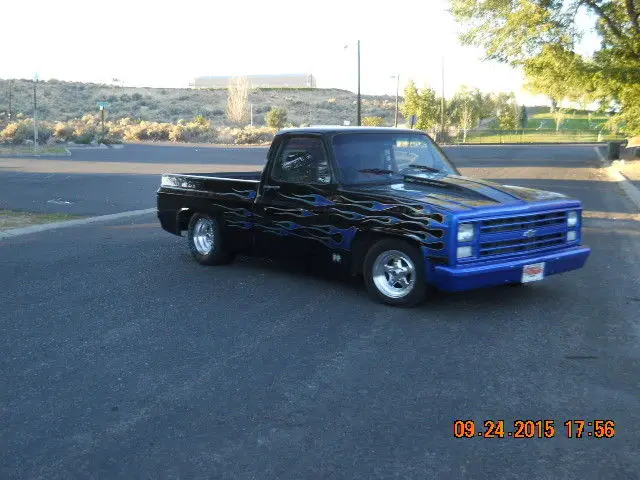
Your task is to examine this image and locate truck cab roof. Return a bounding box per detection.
[276,126,422,136]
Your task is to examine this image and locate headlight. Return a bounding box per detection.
[457,223,475,242]
[567,231,577,242]
[457,246,473,258]
[567,211,578,227]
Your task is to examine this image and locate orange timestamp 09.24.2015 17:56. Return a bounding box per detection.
[453,419,616,439]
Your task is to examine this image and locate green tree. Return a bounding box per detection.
[415,85,440,131]
[518,105,528,129]
[401,80,420,127]
[449,85,483,142]
[493,92,518,130]
[265,107,287,129]
[450,0,640,134]
[522,44,595,110]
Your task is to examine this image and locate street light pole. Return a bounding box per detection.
[392,74,400,127]
[357,39,361,126]
[440,56,445,140]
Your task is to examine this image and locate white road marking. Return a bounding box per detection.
[0,208,156,239]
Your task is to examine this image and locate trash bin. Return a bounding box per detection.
[608,141,625,160]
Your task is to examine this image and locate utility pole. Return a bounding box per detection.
[8,79,13,122]
[440,57,445,140]
[250,103,253,127]
[392,74,400,127]
[344,41,362,126]
[357,40,361,126]
[33,73,38,153]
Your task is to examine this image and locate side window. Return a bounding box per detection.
[271,137,331,185]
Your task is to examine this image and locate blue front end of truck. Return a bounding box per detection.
[424,201,591,292]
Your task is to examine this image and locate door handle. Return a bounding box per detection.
[263,185,280,190]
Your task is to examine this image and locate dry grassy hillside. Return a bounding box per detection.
[0,79,402,127]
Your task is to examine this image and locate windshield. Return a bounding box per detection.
[332,132,457,184]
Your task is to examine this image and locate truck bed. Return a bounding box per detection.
[171,171,263,181]
[157,171,261,235]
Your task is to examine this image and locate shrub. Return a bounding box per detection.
[74,132,94,144]
[122,121,172,141]
[131,93,142,101]
[362,116,385,126]
[53,122,74,141]
[266,107,288,129]
[216,127,236,144]
[0,120,36,144]
[232,126,276,144]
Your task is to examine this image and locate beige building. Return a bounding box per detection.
[192,74,316,89]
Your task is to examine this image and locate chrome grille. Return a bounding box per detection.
[480,211,566,234]
[479,232,565,257]
[474,210,569,259]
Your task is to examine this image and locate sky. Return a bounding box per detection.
[3,0,601,105]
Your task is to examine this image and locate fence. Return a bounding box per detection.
[450,128,627,144]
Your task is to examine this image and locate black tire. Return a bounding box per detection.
[187,213,235,266]
[362,238,427,307]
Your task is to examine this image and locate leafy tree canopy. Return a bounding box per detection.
[450,0,640,133]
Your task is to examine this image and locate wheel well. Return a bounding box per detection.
[178,209,226,234]
[350,231,422,276]
[177,208,193,234]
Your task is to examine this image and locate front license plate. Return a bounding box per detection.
[521,262,545,283]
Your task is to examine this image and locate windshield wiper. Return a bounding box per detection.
[402,165,441,173]
[358,168,395,175]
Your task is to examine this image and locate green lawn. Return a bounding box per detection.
[0,145,69,156]
[526,111,609,131]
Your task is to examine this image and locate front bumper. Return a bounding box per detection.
[431,246,591,292]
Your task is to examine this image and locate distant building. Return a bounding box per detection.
[192,73,316,89]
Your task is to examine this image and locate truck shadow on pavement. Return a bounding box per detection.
[202,251,567,313]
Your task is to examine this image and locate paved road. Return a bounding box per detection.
[0,143,623,217]
[0,144,268,216]
[1,144,640,478]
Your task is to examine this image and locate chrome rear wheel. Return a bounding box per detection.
[187,213,235,266]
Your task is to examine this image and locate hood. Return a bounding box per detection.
[342,173,571,212]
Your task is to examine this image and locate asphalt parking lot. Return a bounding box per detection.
[1,144,639,479]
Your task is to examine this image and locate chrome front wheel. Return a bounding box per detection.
[363,239,426,307]
[372,250,416,299]
[192,217,215,255]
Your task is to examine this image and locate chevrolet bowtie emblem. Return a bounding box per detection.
[523,229,536,238]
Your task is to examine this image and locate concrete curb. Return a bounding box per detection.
[0,208,156,239]
[593,146,640,211]
[447,142,603,147]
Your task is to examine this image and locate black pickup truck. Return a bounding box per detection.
[157,126,590,307]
